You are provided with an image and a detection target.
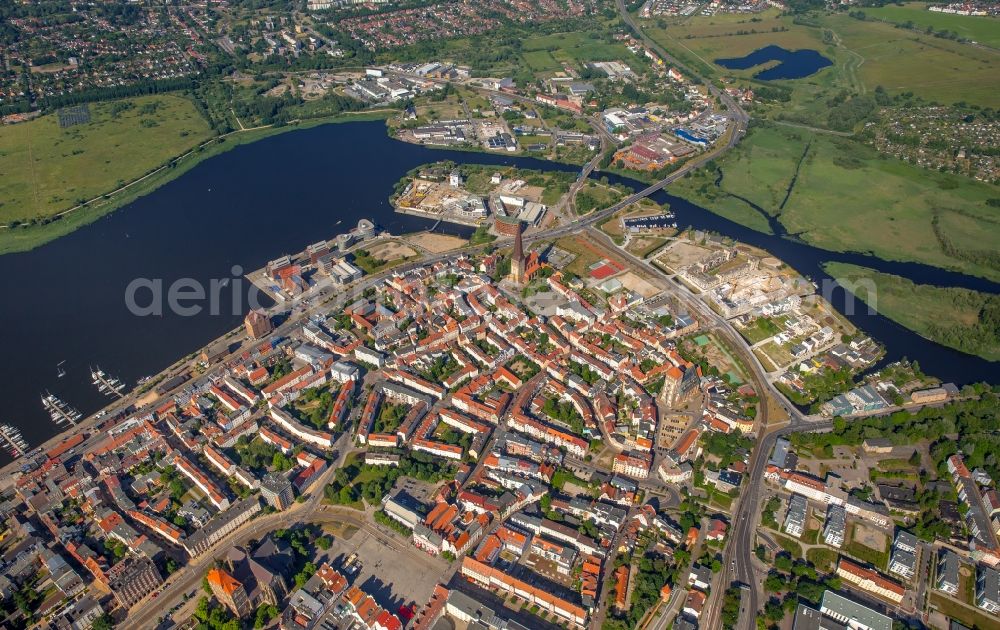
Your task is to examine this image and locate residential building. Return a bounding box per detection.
[613,451,652,479]
[184,497,262,558]
[784,494,808,538]
[688,564,712,591]
[937,549,960,596]
[889,530,918,580]
[260,473,295,510]
[683,590,706,619]
[976,564,1000,614]
[836,558,905,603]
[823,505,846,548]
[107,555,164,610]
[460,557,587,626]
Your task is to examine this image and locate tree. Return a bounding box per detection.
[764,573,785,592]
[91,614,115,630]
[195,597,211,622]
[255,603,279,628]
[774,553,793,572]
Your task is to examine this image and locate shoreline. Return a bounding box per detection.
[3,121,998,471]
[0,110,394,257]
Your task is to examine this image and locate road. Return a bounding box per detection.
[615,0,749,141]
[119,430,358,630]
[75,7,768,626]
[583,223,813,630]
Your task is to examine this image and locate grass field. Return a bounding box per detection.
[672,122,1000,281]
[930,593,1000,630]
[640,9,1000,108]
[863,2,1000,48]
[0,108,390,255]
[823,13,1000,107]
[523,50,563,72]
[774,533,804,558]
[824,262,1000,361]
[805,547,838,572]
[0,95,213,224]
[521,31,638,70]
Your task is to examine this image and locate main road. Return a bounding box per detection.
[105,8,768,626]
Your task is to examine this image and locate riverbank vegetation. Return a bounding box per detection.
[0,104,391,255]
[0,95,212,225]
[823,262,1000,361]
[671,122,1000,281]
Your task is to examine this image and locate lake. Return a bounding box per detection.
[715,45,833,80]
[0,120,995,463]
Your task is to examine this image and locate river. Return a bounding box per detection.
[0,120,996,463]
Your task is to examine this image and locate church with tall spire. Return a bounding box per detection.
[509,220,526,285]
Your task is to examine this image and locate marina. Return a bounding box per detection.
[622,212,677,232]
[91,366,127,398]
[0,424,28,459]
[41,392,83,427]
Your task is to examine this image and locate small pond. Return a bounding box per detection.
[715,45,833,80]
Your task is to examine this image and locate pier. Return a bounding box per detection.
[91,366,127,398]
[0,424,28,459]
[41,393,82,427]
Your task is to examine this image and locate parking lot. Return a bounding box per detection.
[317,520,453,613]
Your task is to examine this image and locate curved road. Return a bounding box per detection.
[45,9,782,628]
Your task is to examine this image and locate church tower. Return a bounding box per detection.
[509,221,526,285]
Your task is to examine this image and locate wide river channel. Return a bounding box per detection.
[1,120,996,462]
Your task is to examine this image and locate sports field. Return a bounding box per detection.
[824,262,999,361]
[0,95,213,224]
[863,3,1000,48]
[671,123,1000,281]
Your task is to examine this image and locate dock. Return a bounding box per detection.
[0,424,28,459]
[41,393,82,427]
[91,366,127,398]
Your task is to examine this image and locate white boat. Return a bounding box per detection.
[91,366,127,398]
[0,424,28,458]
[41,392,83,426]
